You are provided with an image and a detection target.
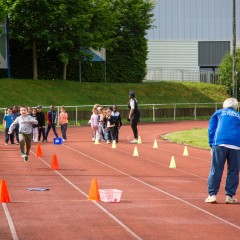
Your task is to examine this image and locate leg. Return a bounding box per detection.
[24,133,32,156]
[18,133,26,154]
[207,146,227,196]
[5,128,9,144]
[52,124,59,138]
[45,124,52,140]
[131,119,138,139]
[225,149,240,197]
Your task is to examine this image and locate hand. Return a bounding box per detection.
[127,118,130,122]
[8,131,12,134]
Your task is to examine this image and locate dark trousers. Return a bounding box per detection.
[13,127,19,143]
[38,126,46,141]
[131,119,139,139]
[60,124,68,140]
[5,128,14,144]
[208,146,240,197]
[113,126,120,142]
[107,127,115,141]
[45,124,59,140]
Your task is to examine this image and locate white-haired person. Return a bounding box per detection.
[206,97,240,204]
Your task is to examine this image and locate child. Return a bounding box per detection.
[59,106,68,141]
[112,105,122,143]
[31,108,39,142]
[97,107,105,142]
[36,105,46,142]
[105,108,115,144]
[8,106,38,162]
[3,108,15,145]
[12,106,20,144]
[90,107,99,141]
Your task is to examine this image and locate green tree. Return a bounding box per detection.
[48,0,118,80]
[106,0,154,82]
[0,1,7,33]
[218,49,240,98]
[7,0,118,80]
[8,0,51,80]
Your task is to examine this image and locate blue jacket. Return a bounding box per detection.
[208,107,240,147]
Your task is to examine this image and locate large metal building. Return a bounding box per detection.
[145,0,240,82]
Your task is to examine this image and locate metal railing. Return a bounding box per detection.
[144,68,219,83]
[0,103,223,126]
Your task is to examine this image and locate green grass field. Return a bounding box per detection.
[163,128,209,149]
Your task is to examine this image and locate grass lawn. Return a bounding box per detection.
[162,128,210,149]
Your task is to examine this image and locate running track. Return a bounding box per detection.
[0,121,240,240]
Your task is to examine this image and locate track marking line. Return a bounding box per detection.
[36,155,143,240]
[63,144,240,231]
[2,203,19,240]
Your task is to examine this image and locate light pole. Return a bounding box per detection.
[232,0,237,98]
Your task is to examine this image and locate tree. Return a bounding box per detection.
[8,0,51,80]
[106,0,154,82]
[7,0,119,80]
[218,49,240,98]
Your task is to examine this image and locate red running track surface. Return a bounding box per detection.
[0,121,240,240]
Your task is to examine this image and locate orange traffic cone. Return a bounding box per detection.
[88,178,100,201]
[0,179,10,203]
[51,154,59,170]
[36,144,43,157]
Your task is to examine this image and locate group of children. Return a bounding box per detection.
[89,104,122,144]
[3,105,68,162]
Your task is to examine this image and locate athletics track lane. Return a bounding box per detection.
[0,121,240,240]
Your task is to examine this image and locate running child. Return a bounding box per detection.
[8,106,38,162]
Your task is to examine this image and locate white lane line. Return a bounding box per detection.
[63,144,240,230]
[2,203,19,240]
[37,156,143,240]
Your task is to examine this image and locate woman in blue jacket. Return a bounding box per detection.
[206,98,240,204]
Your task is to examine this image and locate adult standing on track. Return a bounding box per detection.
[206,97,240,204]
[128,91,140,144]
[45,105,59,141]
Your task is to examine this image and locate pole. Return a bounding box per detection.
[232,0,237,98]
[6,16,10,79]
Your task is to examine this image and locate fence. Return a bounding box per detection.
[0,103,223,126]
[144,68,219,83]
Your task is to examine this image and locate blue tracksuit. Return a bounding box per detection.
[207,107,240,197]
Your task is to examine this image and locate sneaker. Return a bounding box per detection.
[5,143,8,146]
[16,142,19,145]
[107,140,111,144]
[225,196,238,204]
[63,139,66,142]
[205,195,217,203]
[24,155,28,162]
[21,152,26,157]
[42,140,47,142]
[131,139,138,144]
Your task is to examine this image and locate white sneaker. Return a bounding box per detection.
[205,195,217,203]
[131,139,138,144]
[225,196,238,204]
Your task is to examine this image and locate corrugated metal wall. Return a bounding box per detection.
[147,41,198,70]
[148,0,240,41]
[145,0,240,81]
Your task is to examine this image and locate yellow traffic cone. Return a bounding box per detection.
[169,156,176,168]
[94,138,99,144]
[137,136,142,144]
[183,146,189,156]
[153,139,158,148]
[133,146,139,156]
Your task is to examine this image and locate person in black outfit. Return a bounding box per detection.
[128,91,140,143]
[36,105,46,142]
